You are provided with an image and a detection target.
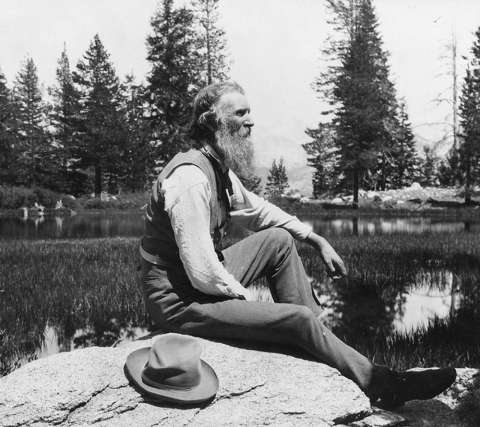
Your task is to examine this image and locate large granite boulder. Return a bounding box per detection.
[0,335,478,426]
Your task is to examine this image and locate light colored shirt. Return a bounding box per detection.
[163,165,312,300]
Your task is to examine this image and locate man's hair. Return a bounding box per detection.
[188,81,245,144]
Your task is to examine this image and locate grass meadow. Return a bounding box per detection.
[1,231,480,376]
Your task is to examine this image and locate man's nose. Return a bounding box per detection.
[244,115,254,128]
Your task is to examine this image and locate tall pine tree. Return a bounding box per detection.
[0,69,17,184]
[458,28,480,204]
[458,66,480,204]
[314,0,400,205]
[13,57,50,187]
[120,74,152,191]
[437,145,462,186]
[73,34,126,196]
[390,101,418,188]
[146,0,200,170]
[192,0,229,85]
[303,122,338,197]
[49,46,83,193]
[265,158,289,199]
[419,146,438,187]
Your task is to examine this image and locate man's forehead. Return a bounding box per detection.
[216,91,250,111]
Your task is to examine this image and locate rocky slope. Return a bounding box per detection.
[0,335,478,426]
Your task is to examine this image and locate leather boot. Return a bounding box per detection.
[366,365,457,409]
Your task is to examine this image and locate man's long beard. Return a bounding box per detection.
[214,123,254,178]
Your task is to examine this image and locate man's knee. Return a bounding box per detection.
[293,305,315,322]
[170,301,217,332]
[266,227,294,251]
[281,305,318,343]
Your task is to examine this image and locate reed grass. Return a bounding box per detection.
[0,238,145,375]
[1,230,479,376]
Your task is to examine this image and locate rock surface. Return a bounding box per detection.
[0,335,478,426]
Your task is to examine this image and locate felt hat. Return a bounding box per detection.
[124,333,219,404]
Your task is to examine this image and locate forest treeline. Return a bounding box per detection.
[0,0,479,205]
[0,0,229,198]
[303,0,480,205]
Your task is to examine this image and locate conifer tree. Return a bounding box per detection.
[314,0,399,205]
[303,123,338,197]
[146,0,200,169]
[73,34,126,196]
[49,46,83,193]
[0,69,17,184]
[265,158,289,199]
[192,0,229,85]
[437,147,461,186]
[390,102,418,188]
[13,57,50,186]
[458,28,480,204]
[419,146,438,186]
[120,74,152,191]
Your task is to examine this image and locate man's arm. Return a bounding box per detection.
[228,171,312,239]
[164,165,251,299]
[229,171,347,278]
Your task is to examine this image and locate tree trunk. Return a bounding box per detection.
[465,159,471,205]
[206,27,212,85]
[381,154,386,191]
[94,165,102,198]
[353,169,359,209]
[352,217,359,235]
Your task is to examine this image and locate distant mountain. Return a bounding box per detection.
[253,127,308,168]
[287,165,314,195]
[252,123,314,196]
[253,164,313,197]
[414,133,453,158]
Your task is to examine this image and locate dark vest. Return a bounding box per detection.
[140,149,230,267]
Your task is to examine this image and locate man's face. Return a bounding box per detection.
[215,91,254,138]
[213,91,255,175]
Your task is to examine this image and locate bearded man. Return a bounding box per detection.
[139,81,456,409]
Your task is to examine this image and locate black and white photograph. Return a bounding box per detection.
[0,0,479,425]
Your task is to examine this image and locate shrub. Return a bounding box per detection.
[0,186,36,209]
[83,197,137,210]
[32,187,62,208]
[0,186,65,209]
[60,195,81,210]
[80,192,149,210]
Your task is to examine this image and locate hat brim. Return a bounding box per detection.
[124,346,219,404]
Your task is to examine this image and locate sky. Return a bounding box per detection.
[1,0,480,180]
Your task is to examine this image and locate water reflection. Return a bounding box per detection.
[0,211,145,240]
[307,216,478,236]
[36,324,149,360]
[0,213,479,240]
[393,269,463,334]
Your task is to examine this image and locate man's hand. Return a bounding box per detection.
[235,286,254,301]
[226,281,254,301]
[306,232,347,279]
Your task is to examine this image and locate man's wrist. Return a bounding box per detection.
[306,231,327,249]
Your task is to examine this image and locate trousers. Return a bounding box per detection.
[140,227,373,389]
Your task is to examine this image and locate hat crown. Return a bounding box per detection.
[141,334,202,389]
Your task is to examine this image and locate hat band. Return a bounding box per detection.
[141,371,196,391]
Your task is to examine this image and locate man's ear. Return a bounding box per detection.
[199,110,219,131]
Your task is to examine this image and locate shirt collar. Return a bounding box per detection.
[201,143,229,175]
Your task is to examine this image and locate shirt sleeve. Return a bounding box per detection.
[163,165,250,299]
[228,171,312,240]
